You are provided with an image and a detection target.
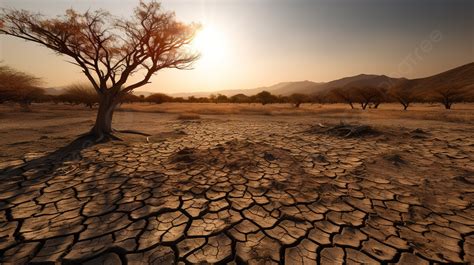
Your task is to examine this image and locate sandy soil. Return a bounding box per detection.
[0,103,473,264]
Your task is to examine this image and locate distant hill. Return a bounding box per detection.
[44,62,473,98]
[174,62,474,98]
[404,62,474,93]
[171,74,408,97]
[169,77,386,97]
[133,91,154,97]
[44,87,64,95]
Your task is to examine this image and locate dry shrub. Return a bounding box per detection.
[177,113,201,120]
[309,122,380,138]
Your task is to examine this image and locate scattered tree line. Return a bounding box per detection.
[1,65,473,111]
[327,83,473,110]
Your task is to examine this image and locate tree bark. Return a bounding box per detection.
[90,93,118,139]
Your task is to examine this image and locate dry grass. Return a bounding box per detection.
[115,102,474,124]
[1,102,473,125]
[118,102,302,115]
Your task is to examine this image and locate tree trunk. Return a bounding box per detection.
[361,102,368,110]
[91,93,118,139]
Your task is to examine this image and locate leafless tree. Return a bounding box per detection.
[352,86,385,110]
[431,85,469,110]
[0,1,200,141]
[330,87,356,109]
[389,81,418,110]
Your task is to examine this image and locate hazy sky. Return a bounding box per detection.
[0,0,473,94]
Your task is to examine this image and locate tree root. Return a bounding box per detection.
[78,128,149,144]
[78,130,124,143]
[92,132,124,143]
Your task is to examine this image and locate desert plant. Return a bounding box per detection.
[119,93,142,104]
[61,84,99,108]
[330,87,356,109]
[352,86,386,110]
[254,91,277,105]
[229,94,250,103]
[310,93,326,104]
[1,1,200,141]
[389,81,418,110]
[0,65,44,110]
[216,94,228,103]
[289,93,309,107]
[146,93,173,104]
[209,94,217,103]
[430,85,469,110]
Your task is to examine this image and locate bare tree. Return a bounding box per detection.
[431,85,469,110]
[352,86,385,110]
[389,81,418,110]
[330,87,356,109]
[0,65,44,110]
[1,1,200,141]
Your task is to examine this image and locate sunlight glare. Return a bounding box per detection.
[192,25,229,69]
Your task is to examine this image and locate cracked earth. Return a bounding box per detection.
[0,118,473,264]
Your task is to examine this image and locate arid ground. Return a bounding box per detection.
[0,103,473,264]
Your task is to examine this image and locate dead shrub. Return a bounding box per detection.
[309,122,380,138]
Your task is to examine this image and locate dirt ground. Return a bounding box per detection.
[0,103,473,264]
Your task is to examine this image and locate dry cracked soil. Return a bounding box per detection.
[0,114,473,264]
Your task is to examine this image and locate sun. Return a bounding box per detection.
[192,25,228,68]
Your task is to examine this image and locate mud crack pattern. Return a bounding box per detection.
[0,120,473,264]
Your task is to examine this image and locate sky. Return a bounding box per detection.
[0,0,473,94]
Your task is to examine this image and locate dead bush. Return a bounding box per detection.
[308,122,380,138]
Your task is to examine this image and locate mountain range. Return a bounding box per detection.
[171,62,474,97]
[44,62,474,97]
